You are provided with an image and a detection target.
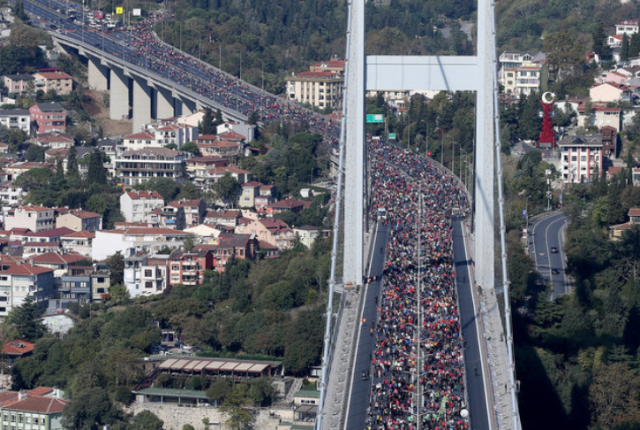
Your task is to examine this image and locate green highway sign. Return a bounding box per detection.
[388,133,397,139]
[366,114,384,123]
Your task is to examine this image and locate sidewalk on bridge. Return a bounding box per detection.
[320,224,376,430]
[462,221,517,430]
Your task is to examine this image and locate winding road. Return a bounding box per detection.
[528,212,570,300]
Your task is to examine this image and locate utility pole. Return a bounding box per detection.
[414,188,423,430]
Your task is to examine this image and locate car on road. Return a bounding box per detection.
[550,246,558,253]
[551,269,559,275]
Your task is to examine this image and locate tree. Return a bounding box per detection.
[592,22,612,60]
[213,172,241,207]
[61,387,121,430]
[184,234,196,252]
[181,141,202,156]
[130,410,163,430]
[621,34,630,62]
[2,296,47,341]
[66,145,78,178]
[590,362,640,429]
[87,151,107,185]
[144,177,180,203]
[107,252,124,286]
[543,31,585,80]
[199,108,217,135]
[182,426,195,430]
[206,379,233,404]
[25,145,45,162]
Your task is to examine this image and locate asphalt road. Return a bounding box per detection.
[528,212,570,300]
[344,222,387,430]
[452,220,490,430]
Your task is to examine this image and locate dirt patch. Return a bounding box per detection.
[84,88,133,138]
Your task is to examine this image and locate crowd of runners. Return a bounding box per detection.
[366,141,470,430]
[120,10,340,140]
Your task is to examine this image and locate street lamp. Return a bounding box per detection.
[260,59,264,90]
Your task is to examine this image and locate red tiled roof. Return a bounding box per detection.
[2,264,54,275]
[243,181,262,188]
[629,208,640,217]
[218,131,245,141]
[124,132,155,140]
[4,396,68,414]
[23,242,60,247]
[64,209,100,219]
[2,340,34,356]
[26,227,74,238]
[126,191,163,200]
[27,387,53,397]
[35,71,72,80]
[30,252,85,265]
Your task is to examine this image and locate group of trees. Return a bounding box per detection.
[150,238,330,375]
[504,149,640,429]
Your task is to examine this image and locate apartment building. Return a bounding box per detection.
[123,254,169,298]
[168,249,213,286]
[120,191,165,223]
[29,103,66,135]
[0,109,31,133]
[55,209,102,232]
[0,264,55,317]
[2,74,33,96]
[32,71,73,96]
[4,205,55,232]
[115,148,185,186]
[557,134,604,184]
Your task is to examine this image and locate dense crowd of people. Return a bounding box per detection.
[119,10,340,141]
[366,141,470,430]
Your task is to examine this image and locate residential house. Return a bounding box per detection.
[183,224,221,244]
[2,74,33,96]
[4,205,55,232]
[557,134,603,184]
[266,198,312,217]
[608,34,624,48]
[29,251,86,280]
[594,70,630,86]
[120,132,158,152]
[56,209,102,232]
[0,393,68,430]
[120,191,165,223]
[153,123,198,148]
[36,133,74,149]
[237,218,296,250]
[285,58,345,110]
[240,181,262,209]
[0,181,28,209]
[60,231,94,257]
[196,233,257,273]
[115,148,185,186]
[91,265,110,301]
[2,340,35,363]
[0,109,31,133]
[168,249,214,286]
[589,82,631,103]
[577,105,622,132]
[32,71,73,96]
[610,208,640,239]
[22,242,61,256]
[502,62,547,96]
[5,162,54,181]
[91,228,187,261]
[294,225,330,248]
[186,156,228,186]
[58,266,93,307]
[194,135,244,162]
[29,103,66,135]
[0,264,55,317]
[176,199,206,226]
[24,227,74,243]
[255,185,277,211]
[123,253,169,298]
[601,126,618,158]
[203,210,240,227]
[149,202,185,230]
[615,18,639,35]
[216,123,255,143]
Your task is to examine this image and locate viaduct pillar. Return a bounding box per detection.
[109,67,130,121]
[132,76,152,132]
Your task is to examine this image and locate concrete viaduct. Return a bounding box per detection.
[52,33,248,133]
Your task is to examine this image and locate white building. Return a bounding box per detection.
[216,122,255,143]
[615,18,639,35]
[123,254,169,298]
[120,190,165,223]
[154,124,199,148]
[91,227,187,261]
[120,132,158,152]
[0,109,30,133]
[558,135,603,184]
[115,147,186,186]
[4,205,55,232]
[0,264,55,317]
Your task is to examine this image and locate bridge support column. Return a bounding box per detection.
[109,68,130,121]
[156,87,174,120]
[179,99,196,116]
[88,57,108,91]
[132,76,152,132]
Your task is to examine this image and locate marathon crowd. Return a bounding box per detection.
[120,10,340,140]
[366,141,470,430]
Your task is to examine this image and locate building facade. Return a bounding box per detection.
[115,148,185,186]
[558,135,603,184]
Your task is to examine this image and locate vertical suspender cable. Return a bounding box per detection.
[315,1,354,428]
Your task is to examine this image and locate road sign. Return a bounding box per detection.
[366,114,384,123]
[115,6,123,14]
[132,8,141,16]
[388,133,396,139]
